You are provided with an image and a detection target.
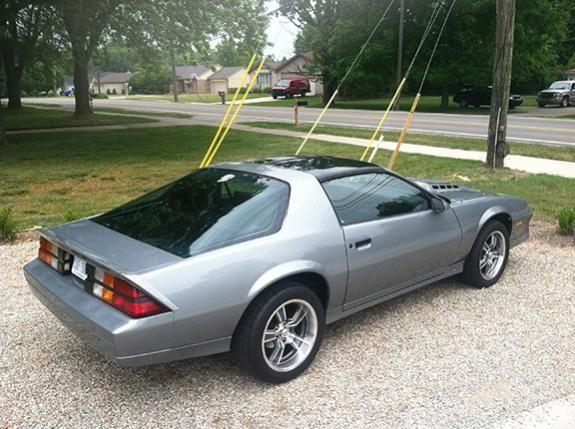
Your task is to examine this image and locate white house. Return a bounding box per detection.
[567,68,575,80]
[93,72,133,95]
[208,67,249,94]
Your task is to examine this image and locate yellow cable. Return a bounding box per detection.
[360,78,406,161]
[387,92,421,170]
[204,58,266,167]
[294,89,339,156]
[200,53,257,168]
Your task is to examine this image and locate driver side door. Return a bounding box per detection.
[322,172,462,309]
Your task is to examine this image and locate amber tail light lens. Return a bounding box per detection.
[92,268,167,318]
[38,237,72,274]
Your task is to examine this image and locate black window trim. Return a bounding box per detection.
[320,170,436,226]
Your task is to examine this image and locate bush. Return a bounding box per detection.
[112,88,117,95]
[0,207,17,242]
[556,208,575,236]
[130,66,171,94]
[106,89,111,95]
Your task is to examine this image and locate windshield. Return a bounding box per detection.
[275,80,290,87]
[549,82,570,90]
[94,169,289,257]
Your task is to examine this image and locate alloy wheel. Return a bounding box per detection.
[479,231,507,281]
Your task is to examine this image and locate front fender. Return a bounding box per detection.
[248,260,327,299]
[478,206,510,233]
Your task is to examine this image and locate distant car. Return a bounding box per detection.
[271,77,310,99]
[63,88,74,96]
[24,156,531,383]
[453,85,523,109]
[536,81,574,108]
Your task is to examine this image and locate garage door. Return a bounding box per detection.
[210,80,227,94]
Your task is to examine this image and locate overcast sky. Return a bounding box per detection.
[264,1,299,60]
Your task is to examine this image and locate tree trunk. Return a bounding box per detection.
[487,0,516,168]
[0,124,7,145]
[72,55,93,116]
[1,43,23,109]
[170,49,178,103]
[441,85,450,110]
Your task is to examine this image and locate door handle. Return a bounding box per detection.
[355,238,372,250]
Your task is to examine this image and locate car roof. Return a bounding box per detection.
[214,156,383,182]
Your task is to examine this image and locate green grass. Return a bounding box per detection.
[1,125,573,229]
[127,93,265,103]
[243,121,575,163]
[257,94,539,114]
[1,107,156,131]
[93,107,192,119]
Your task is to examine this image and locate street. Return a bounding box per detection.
[24,97,575,147]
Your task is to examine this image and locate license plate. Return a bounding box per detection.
[72,256,88,280]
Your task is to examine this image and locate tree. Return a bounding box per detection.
[0,1,54,109]
[52,0,124,116]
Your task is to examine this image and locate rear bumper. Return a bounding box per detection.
[24,259,229,367]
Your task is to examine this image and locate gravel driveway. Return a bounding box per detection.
[1,232,574,428]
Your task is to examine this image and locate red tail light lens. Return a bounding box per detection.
[93,268,166,318]
[38,237,72,274]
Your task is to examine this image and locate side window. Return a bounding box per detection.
[572,82,575,91]
[322,173,430,225]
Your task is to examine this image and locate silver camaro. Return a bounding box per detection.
[24,156,531,383]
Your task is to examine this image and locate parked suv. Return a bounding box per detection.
[453,85,523,109]
[271,78,311,99]
[536,81,574,108]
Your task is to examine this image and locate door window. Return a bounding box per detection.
[322,173,430,225]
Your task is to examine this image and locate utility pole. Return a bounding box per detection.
[486,0,516,168]
[170,49,179,103]
[396,0,404,87]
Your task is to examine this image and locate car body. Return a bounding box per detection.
[24,156,531,382]
[271,78,310,99]
[453,85,523,109]
[537,80,574,108]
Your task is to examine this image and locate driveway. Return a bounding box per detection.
[23,97,575,148]
[2,228,574,428]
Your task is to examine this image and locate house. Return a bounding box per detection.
[567,68,575,80]
[93,72,133,95]
[208,67,249,94]
[175,64,222,93]
[250,52,324,95]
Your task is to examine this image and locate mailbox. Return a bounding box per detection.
[218,90,226,104]
[296,100,308,107]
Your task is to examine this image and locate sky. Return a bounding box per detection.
[264,1,299,60]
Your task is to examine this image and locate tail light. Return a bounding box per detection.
[38,237,72,274]
[92,268,167,318]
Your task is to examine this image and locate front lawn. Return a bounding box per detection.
[1,107,156,131]
[127,93,265,104]
[1,125,573,229]
[243,121,575,163]
[256,94,538,114]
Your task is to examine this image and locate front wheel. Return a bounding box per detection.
[537,102,545,108]
[232,282,325,383]
[561,97,569,108]
[462,220,510,288]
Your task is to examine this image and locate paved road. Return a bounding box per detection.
[25,97,575,147]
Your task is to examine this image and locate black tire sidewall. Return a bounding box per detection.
[463,220,510,288]
[232,283,325,383]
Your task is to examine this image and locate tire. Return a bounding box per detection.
[272,95,277,99]
[561,97,569,108]
[537,102,545,108]
[462,220,510,288]
[459,100,468,108]
[232,281,325,383]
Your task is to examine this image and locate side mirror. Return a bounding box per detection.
[430,198,446,213]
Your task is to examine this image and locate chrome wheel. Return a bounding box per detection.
[479,231,506,281]
[261,299,318,372]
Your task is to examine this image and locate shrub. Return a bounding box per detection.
[112,88,117,95]
[556,207,575,236]
[106,88,112,95]
[0,207,17,242]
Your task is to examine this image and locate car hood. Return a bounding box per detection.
[539,89,567,95]
[413,179,496,203]
[41,219,180,275]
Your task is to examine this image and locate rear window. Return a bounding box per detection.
[94,169,289,257]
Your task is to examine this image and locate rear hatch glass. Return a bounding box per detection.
[94,169,289,258]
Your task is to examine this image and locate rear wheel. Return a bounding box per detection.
[462,220,510,288]
[561,97,569,108]
[232,282,325,383]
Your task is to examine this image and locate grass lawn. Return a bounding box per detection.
[256,94,538,114]
[1,125,573,229]
[93,107,192,119]
[243,121,575,163]
[127,93,265,103]
[1,107,156,131]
